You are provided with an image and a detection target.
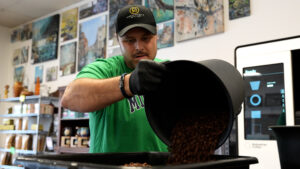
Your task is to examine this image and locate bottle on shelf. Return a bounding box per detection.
[13,82,23,97]
[4,85,9,98]
[35,77,40,95]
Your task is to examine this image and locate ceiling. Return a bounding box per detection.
[0,0,83,28]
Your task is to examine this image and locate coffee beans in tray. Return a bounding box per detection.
[167,112,228,165]
[124,162,152,167]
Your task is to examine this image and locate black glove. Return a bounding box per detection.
[129,60,168,95]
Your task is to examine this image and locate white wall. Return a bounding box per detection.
[0,25,13,98]
[0,25,12,146]
[1,0,300,94]
[4,1,88,95]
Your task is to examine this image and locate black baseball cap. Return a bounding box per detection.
[116,5,157,36]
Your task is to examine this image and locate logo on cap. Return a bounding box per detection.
[129,6,139,14]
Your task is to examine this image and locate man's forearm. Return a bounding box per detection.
[61,75,132,112]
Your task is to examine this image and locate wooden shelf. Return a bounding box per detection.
[57,147,89,153]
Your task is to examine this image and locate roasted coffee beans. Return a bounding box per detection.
[168,112,228,164]
[124,162,151,167]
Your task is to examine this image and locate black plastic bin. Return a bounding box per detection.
[15,152,258,169]
[144,60,245,148]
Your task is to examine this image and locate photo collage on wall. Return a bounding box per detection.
[9,0,251,84]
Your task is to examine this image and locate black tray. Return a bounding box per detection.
[15,152,258,169]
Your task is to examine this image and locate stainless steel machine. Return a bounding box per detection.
[235,35,300,169]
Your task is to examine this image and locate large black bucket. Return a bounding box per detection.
[144,59,245,148]
[270,125,300,169]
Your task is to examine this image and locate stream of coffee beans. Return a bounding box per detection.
[167,112,228,165]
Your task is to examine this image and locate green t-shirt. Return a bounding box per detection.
[76,55,168,153]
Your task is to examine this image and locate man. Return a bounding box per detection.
[61,5,168,153]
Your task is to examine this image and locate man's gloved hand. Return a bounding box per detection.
[129,60,168,95]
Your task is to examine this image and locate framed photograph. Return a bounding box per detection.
[79,0,108,19]
[32,14,59,64]
[157,21,174,49]
[20,23,33,41]
[78,15,107,71]
[13,46,29,66]
[175,0,224,42]
[13,48,21,66]
[145,0,174,23]
[61,8,78,42]
[46,66,58,82]
[35,65,43,83]
[229,0,250,20]
[11,28,20,43]
[14,66,25,83]
[60,42,76,76]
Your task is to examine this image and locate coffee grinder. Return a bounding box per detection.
[235,36,300,169]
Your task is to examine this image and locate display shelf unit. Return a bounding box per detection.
[0,148,36,155]
[0,95,59,168]
[56,86,90,154]
[0,165,24,169]
[0,96,58,106]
